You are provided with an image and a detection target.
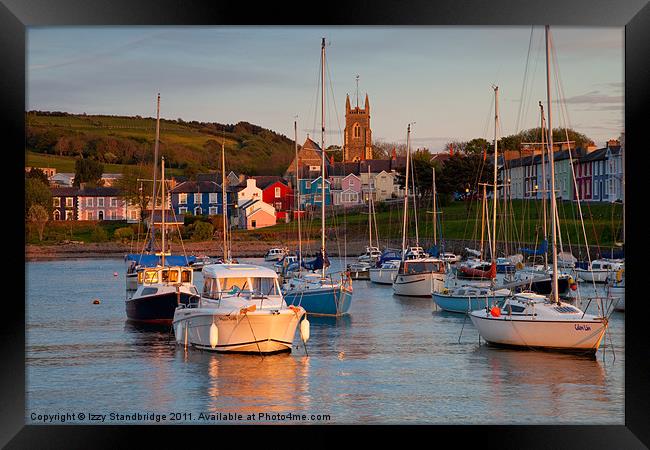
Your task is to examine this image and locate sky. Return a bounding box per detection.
[27,26,624,151]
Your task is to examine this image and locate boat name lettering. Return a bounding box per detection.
[574,324,592,331]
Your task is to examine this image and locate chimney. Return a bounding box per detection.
[238,174,245,183]
[391,148,396,160]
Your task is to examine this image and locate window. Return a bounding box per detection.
[221,277,248,293]
[194,193,201,203]
[53,197,61,207]
[97,197,105,207]
[353,123,361,138]
[251,277,278,296]
[110,210,116,220]
[275,187,281,198]
[181,270,192,283]
[98,210,104,220]
[87,211,94,220]
[86,197,93,207]
[144,270,159,284]
[275,202,282,210]
[179,207,187,214]
[110,197,118,207]
[65,210,74,220]
[179,193,187,204]
[194,206,202,215]
[65,197,74,208]
[129,210,138,220]
[251,220,257,228]
[209,206,218,215]
[53,210,60,220]
[209,192,218,203]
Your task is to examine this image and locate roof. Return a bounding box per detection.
[50,186,122,197]
[51,186,79,197]
[170,180,222,193]
[249,176,286,190]
[239,199,259,210]
[203,263,278,279]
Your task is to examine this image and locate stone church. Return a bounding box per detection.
[343,93,372,161]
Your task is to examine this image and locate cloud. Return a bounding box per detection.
[564,90,623,105]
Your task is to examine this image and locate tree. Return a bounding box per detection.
[73,158,104,187]
[114,226,134,243]
[28,204,49,241]
[27,167,50,184]
[25,178,52,216]
[192,221,214,241]
[115,164,153,222]
[373,140,407,159]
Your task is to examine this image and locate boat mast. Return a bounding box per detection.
[320,37,326,279]
[492,85,499,262]
[295,119,302,269]
[411,144,420,248]
[539,101,549,270]
[161,156,166,267]
[368,165,373,249]
[480,183,487,259]
[221,135,228,263]
[149,93,161,253]
[545,25,560,303]
[432,166,437,246]
[401,124,411,262]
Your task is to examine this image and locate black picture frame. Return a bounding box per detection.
[5,0,649,447]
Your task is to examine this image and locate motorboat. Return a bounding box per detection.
[369,259,401,285]
[264,248,288,262]
[393,257,446,297]
[404,246,428,260]
[575,259,624,283]
[190,255,213,271]
[283,271,353,316]
[126,265,200,325]
[347,260,372,280]
[440,252,461,264]
[274,254,298,274]
[172,263,307,354]
[358,246,382,264]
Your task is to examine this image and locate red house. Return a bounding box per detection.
[250,176,294,221]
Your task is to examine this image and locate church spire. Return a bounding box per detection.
[345,94,351,112]
[365,93,370,113]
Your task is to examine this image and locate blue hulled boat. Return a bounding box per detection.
[433,286,511,314]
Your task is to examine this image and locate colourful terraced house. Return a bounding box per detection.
[170,181,227,217]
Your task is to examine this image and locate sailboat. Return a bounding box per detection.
[171,127,307,353]
[348,166,380,280]
[392,124,446,297]
[125,95,199,324]
[433,86,511,313]
[470,26,609,354]
[282,38,354,316]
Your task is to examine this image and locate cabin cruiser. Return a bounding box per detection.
[264,248,288,262]
[404,246,428,260]
[393,257,446,297]
[190,255,215,271]
[470,292,608,354]
[126,265,200,325]
[575,259,624,283]
[358,246,382,264]
[347,260,372,280]
[440,252,461,264]
[274,254,298,275]
[369,259,401,285]
[125,253,195,293]
[173,264,307,353]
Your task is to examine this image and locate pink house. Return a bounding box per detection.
[334,173,362,207]
[76,187,127,221]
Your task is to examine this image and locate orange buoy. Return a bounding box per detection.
[490,306,501,317]
[570,284,578,291]
[92,299,101,305]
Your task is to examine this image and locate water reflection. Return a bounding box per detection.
[179,350,312,420]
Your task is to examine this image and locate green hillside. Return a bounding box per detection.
[26,111,295,176]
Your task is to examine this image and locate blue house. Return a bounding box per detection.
[298,176,331,209]
[170,181,231,217]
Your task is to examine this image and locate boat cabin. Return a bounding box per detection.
[399,259,445,275]
[591,259,623,271]
[201,264,282,300]
[137,266,193,286]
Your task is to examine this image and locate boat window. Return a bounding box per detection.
[181,270,192,283]
[220,277,249,293]
[141,287,158,296]
[168,270,179,283]
[144,270,158,284]
[555,306,579,313]
[251,277,278,296]
[161,270,169,283]
[405,262,439,273]
[137,272,143,284]
[203,277,217,299]
[509,305,526,313]
[592,264,601,269]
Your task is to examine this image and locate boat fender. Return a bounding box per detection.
[515,262,524,270]
[209,322,219,349]
[490,306,501,317]
[568,276,575,285]
[300,318,310,343]
[240,304,257,315]
[616,269,623,283]
[442,288,449,295]
[570,283,578,291]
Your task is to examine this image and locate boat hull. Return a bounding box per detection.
[575,269,612,283]
[610,285,625,312]
[369,267,398,285]
[348,267,370,280]
[469,313,607,354]
[433,293,509,314]
[125,291,196,325]
[284,287,353,316]
[393,272,445,297]
[173,308,303,354]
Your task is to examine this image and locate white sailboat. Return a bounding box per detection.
[393,124,446,297]
[470,26,609,354]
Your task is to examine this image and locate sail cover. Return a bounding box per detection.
[126,254,196,267]
[302,252,330,271]
[519,239,548,256]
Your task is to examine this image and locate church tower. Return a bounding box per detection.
[344,93,372,161]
